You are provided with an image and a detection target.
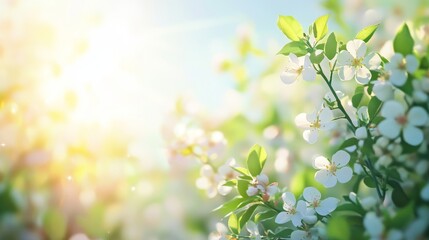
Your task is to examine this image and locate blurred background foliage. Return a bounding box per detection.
[0,0,428,239]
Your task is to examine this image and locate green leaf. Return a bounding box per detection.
[393,24,414,55]
[368,97,382,121]
[335,203,365,216]
[325,32,337,60]
[327,215,350,240]
[355,24,379,43]
[247,144,267,176]
[352,86,364,108]
[254,210,276,223]
[363,176,376,188]
[313,15,329,40]
[339,137,358,150]
[43,208,67,240]
[247,151,262,177]
[278,41,308,56]
[277,16,304,41]
[213,197,245,216]
[228,213,239,234]
[389,202,414,228]
[310,50,324,64]
[223,179,237,187]
[239,204,258,230]
[237,180,249,197]
[389,180,409,208]
[0,186,18,215]
[232,166,250,176]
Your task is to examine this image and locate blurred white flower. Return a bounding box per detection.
[303,187,338,216]
[209,222,229,240]
[275,192,306,227]
[291,228,318,240]
[373,79,394,101]
[378,100,428,146]
[281,53,316,84]
[385,53,418,86]
[246,221,261,240]
[364,212,384,240]
[217,158,238,196]
[314,150,353,188]
[337,39,380,84]
[421,182,429,201]
[196,165,218,198]
[355,126,368,140]
[295,108,334,144]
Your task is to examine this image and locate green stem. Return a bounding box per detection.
[316,64,356,131]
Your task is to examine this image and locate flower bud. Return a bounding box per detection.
[361,196,377,210]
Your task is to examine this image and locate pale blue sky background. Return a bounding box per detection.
[74,0,327,167]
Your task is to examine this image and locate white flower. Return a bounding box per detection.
[246,221,261,240]
[281,53,316,84]
[364,212,384,239]
[378,100,428,146]
[314,150,353,188]
[246,174,278,201]
[385,53,418,86]
[337,39,380,84]
[303,187,339,216]
[275,192,306,227]
[295,108,334,144]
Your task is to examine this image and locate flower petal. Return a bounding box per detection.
[405,55,418,73]
[336,166,353,183]
[380,100,405,118]
[303,187,321,202]
[385,53,403,71]
[339,65,356,81]
[291,230,307,240]
[364,52,381,70]
[378,119,401,139]
[332,150,350,167]
[302,67,316,81]
[373,81,393,101]
[295,113,310,128]
[314,156,330,169]
[407,107,428,126]
[316,197,339,216]
[288,53,300,66]
[275,212,291,224]
[291,213,303,227]
[389,69,407,86]
[257,174,269,185]
[281,71,298,84]
[347,39,366,59]
[315,170,337,188]
[282,192,296,207]
[296,200,307,214]
[337,50,353,66]
[303,129,318,144]
[403,125,424,146]
[355,66,371,84]
[319,108,333,122]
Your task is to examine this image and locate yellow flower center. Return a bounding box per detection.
[296,66,304,75]
[398,59,406,70]
[327,164,337,174]
[352,58,363,68]
[310,119,321,129]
